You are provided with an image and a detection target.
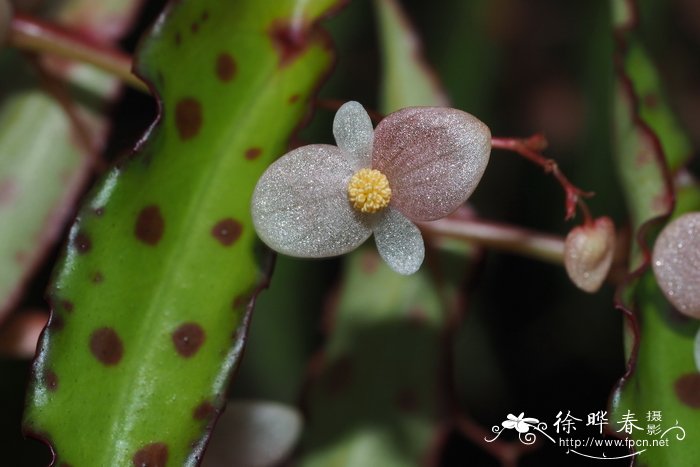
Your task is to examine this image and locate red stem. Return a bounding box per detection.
[491,134,594,223]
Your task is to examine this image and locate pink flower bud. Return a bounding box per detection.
[564,217,615,293]
[652,212,700,318]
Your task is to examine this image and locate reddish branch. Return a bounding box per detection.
[8,12,148,93]
[491,134,594,224]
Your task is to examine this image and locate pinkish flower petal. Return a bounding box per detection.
[373,107,491,221]
[652,212,700,318]
[252,145,372,258]
[333,101,373,168]
[373,208,424,275]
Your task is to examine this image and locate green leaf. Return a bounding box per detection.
[612,72,671,269]
[0,0,139,321]
[299,248,445,467]
[623,44,692,172]
[24,0,338,465]
[0,79,89,320]
[611,8,700,466]
[374,0,448,110]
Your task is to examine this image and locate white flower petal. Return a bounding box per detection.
[502,421,517,429]
[333,101,373,168]
[373,107,491,221]
[373,208,424,275]
[252,144,372,257]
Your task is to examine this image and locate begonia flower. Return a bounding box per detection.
[251,101,491,274]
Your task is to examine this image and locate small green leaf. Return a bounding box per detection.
[24,0,338,465]
[374,0,448,110]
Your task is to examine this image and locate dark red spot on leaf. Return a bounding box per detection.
[201,11,209,21]
[92,272,104,284]
[175,32,181,46]
[269,20,310,67]
[395,388,418,412]
[60,300,74,312]
[135,205,165,245]
[232,294,250,310]
[193,401,216,420]
[50,314,65,331]
[94,207,105,216]
[245,147,262,160]
[0,178,17,206]
[45,370,58,391]
[407,307,429,326]
[643,93,658,108]
[211,218,242,246]
[326,356,353,395]
[288,94,300,104]
[14,251,27,264]
[216,53,236,82]
[73,232,92,254]
[174,98,203,140]
[172,323,205,358]
[674,373,700,408]
[191,22,199,33]
[89,327,123,366]
[132,442,168,467]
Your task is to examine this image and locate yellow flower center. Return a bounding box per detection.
[347,168,392,213]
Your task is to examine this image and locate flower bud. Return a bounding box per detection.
[652,212,700,318]
[564,217,615,293]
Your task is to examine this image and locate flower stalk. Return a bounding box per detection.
[420,215,565,264]
[491,134,594,223]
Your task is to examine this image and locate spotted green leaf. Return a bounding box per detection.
[610,4,700,465]
[24,0,338,465]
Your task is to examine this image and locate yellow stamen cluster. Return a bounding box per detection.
[347,168,392,213]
